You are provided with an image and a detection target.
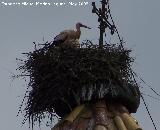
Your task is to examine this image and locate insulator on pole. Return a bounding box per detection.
[92,2,95,6]
[98,17,101,22]
[111,25,115,35]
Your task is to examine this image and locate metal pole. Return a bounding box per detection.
[99,0,106,48]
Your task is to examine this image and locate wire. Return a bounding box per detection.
[141,92,160,102]
[107,1,158,129]
[131,66,158,130]
[141,94,158,130]
[107,2,124,49]
[133,71,160,97]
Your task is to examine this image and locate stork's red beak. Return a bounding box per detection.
[82,24,91,29]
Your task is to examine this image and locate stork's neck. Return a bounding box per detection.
[76,26,81,39]
[76,26,81,32]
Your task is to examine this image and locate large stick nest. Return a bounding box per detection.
[17,40,140,126]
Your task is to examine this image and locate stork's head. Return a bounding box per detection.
[76,22,91,29]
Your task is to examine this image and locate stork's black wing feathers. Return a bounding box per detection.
[53,34,68,46]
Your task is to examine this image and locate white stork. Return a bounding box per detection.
[54,22,91,47]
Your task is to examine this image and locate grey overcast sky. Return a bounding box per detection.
[0,0,160,130]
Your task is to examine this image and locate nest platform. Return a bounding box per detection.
[17,40,140,126]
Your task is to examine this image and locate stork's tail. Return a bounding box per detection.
[53,34,67,46]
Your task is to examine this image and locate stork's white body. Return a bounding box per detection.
[54,29,81,42]
[54,23,91,47]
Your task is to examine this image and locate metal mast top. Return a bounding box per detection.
[92,0,115,48]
